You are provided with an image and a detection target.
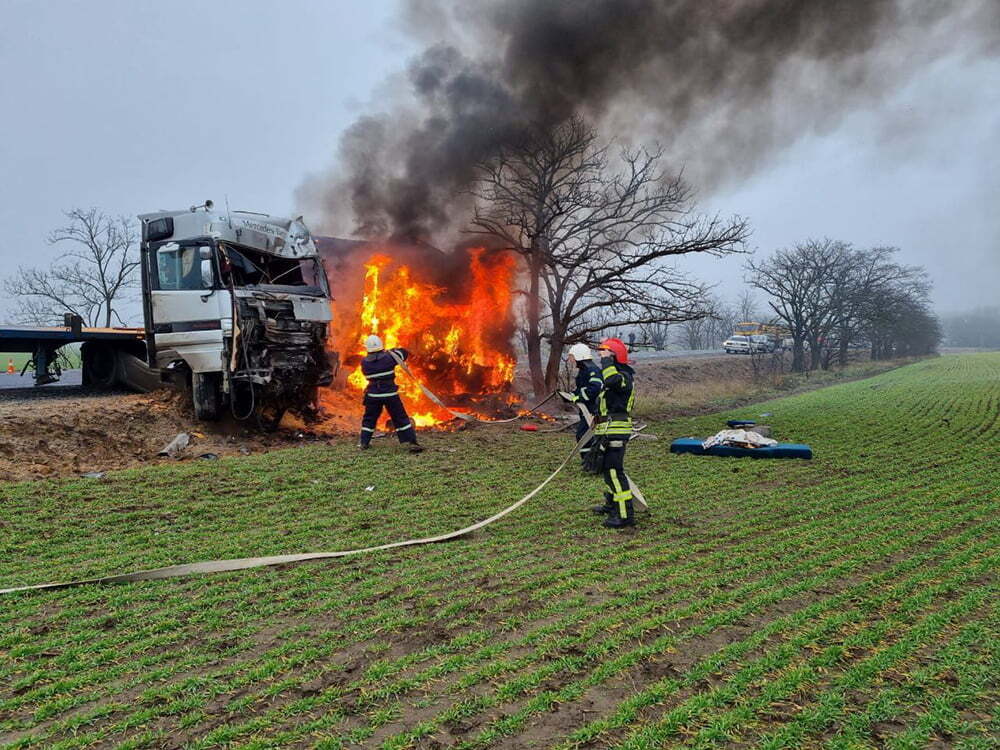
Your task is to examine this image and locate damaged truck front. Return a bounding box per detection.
[139,204,336,423]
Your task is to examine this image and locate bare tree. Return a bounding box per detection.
[708,297,739,349]
[747,239,853,372]
[831,247,925,366]
[702,314,724,350]
[4,208,139,327]
[749,239,939,372]
[639,321,669,350]
[468,117,749,395]
[863,274,938,359]
[735,288,758,324]
[680,316,708,351]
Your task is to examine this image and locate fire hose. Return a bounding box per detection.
[391,353,648,510]
[0,428,594,595]
[0,364,650,595]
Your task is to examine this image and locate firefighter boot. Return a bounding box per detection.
[408,442,425,454]
[591,491,615,515]
[603,499,636,529]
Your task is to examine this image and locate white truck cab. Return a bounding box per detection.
[139,202,335,423]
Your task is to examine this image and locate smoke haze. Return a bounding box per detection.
[297,0,1000,244]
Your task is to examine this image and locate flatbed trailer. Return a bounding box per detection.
[0,317,157,389]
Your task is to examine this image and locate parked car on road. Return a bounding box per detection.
[723,335,752,354]
[724,335,774,354]
[750,335,778,353]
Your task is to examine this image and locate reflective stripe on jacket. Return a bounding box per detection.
[594,360,635,436]
[573,361,603,411]
[361,348,409,397]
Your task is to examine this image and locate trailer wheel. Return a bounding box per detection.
[192,372,222,421]
[82,343,118,388]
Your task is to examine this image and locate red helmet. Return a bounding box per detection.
[598,337,630,364]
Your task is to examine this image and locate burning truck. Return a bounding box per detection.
[140,207,522,429]
[2,201,522,430]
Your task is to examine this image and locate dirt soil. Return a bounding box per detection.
[0,354,859,482]
[0,388,312,482]
[634,352,757,392]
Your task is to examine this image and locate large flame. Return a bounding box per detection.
[320,246,518,429]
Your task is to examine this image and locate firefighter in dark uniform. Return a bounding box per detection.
[358,335,424,453]
[559,343,604,471]
[590,337,637,528]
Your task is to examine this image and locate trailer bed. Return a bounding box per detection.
[1,324,148,387]
[0,326,144,352]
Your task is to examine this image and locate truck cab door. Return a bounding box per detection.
[148,242,230,372]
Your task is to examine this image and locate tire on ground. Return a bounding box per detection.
[192,372,222,421]
[81,343,118,388]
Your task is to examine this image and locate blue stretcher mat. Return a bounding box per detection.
[670,437,813,460]
[726,419,757,428]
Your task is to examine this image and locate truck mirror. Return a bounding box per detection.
[201,259,214,289]
[199,246,212,260]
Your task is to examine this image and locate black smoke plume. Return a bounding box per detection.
[298,0,999,241]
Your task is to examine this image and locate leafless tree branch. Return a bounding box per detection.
[748,239,939,371]
[3,208,139,327]
[468,116,749,394]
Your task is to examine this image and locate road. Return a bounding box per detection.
[630,348,724,361]
[0,369,82,388]
[0,369,90,401]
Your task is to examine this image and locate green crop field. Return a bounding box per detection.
[1,354,997,749]
[0,347,82,373]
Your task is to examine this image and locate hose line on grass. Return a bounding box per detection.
[0,362,660,594]
[0,427,596,595]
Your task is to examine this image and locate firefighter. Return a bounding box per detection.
[590,337,637,528]
[358,335,424,453]
[559,343,604,471]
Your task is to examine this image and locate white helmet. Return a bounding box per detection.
[568,343,591,362]
[364,334,384,352]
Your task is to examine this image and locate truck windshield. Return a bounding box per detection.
[222,244,328,296]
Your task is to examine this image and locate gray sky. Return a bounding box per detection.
[696,51,1000,315]
[0,0,413,322]
[1,1,996,324]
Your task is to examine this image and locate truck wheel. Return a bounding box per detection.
[82,343,118,388]
[192,372,222,421]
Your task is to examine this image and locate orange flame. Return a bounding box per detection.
[321,247,518,429]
